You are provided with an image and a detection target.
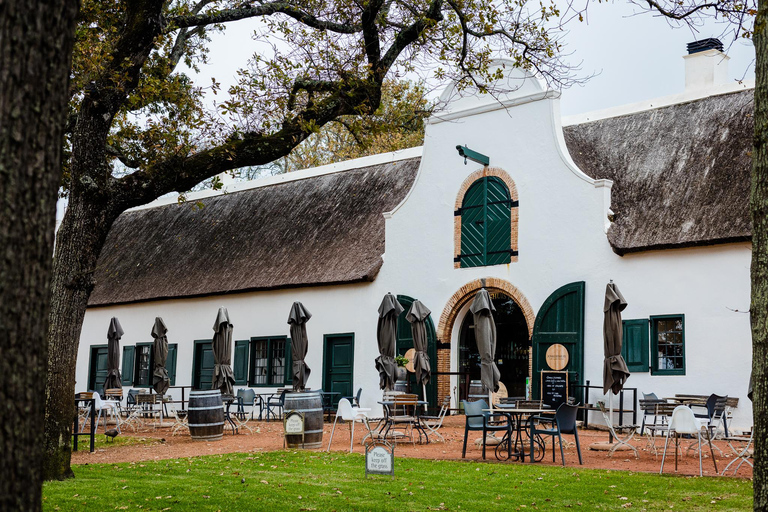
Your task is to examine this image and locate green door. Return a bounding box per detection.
[396,295,438,407]
[531,282,585,401]
[323,334,354,408]
[88,345,109,395]
[193,340,214,390]
[459,177,513,268]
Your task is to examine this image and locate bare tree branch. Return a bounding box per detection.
[168,2,362,34]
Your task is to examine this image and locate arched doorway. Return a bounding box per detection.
[458,291,530,400]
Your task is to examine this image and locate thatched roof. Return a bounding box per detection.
[564,89,753,254]
[89,158,420,306]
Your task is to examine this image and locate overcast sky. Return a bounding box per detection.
[190,2,755,118]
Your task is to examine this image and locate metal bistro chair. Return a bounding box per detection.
[265,390,286,421]
[419,395,451,442]
[383,394,423,444]
[236,388,258,420]
[461,399,511,460]
[342,388,362,407]
[528,402,583,466]
[660,405,718,476]
[596,400,639,458]
[326,398,373,452]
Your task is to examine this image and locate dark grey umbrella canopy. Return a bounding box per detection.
[471,289,500,393]
[603,282,630,395]
[151,317,170,395]
[212,307,236,396]
[406,300,432,387]
[288,301,312,391]
[376,293,403,391]
[104,317,123,390]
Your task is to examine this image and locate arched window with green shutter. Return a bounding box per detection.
[456,176,516,267]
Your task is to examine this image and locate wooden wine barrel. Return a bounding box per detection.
[284,391,324,449]
[188,390,224,441]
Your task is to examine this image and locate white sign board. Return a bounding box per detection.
[365,443,394,477]
[284,411,304,435]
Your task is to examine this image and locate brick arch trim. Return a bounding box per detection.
[436,277,535,344]
[454,168,519,269]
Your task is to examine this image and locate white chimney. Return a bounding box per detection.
[683,39,729,91]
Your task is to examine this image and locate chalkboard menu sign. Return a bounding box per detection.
[541,371,568,409]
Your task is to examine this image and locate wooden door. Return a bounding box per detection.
[193,340,214,390]
[323,334,354,408]
[88,345,109,394]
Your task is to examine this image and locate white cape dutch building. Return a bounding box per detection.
[76,43,754,430]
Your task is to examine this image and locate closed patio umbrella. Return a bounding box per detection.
[376,293,403,391]
[603,281,630,395]
[288,302,312,391]
[212,307,235,396]
[406,300,432,407]
[471,289,500,408]
[151,317,170,395]
[104,317,123,391]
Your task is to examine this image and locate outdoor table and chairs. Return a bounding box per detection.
[222,395,241,434]
[527,402,583,466]
[660,405,719,476]
[460,399,514,460]
[487,403,550,462]
[379,394,430,444]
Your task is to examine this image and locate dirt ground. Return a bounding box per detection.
[72,415,752,479]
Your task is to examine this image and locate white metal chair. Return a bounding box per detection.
[326,398,372,452]
[167,403,188,435]
[596,400,639,458]
[419,396,450,442]
[660,405,718,476]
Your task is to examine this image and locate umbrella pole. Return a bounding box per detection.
[609,394,615,444]
[423,384,428,412]
[489,390,493,412]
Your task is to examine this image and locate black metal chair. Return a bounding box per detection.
[529,403,582,466]
[693,394,729,438]
[461,399,512,460]
[342,388,362,407]
[265,390,286,421]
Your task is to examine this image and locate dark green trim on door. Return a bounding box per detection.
[531,281,585,401]
[87,344,109,394]
[191,339,214,390]
[622,319,649,372]
[322,333,355,408]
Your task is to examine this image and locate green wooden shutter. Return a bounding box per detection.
[234,339,250,385]
[485,177,512,266]
[460,180,486,268]
[622,319,649,372]
[284,338,293,386]
[460,177,513,268]
[166,344,178,385]
[121,346,135,386]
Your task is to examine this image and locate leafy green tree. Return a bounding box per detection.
[0,0,79,508]
[45,0,572,480]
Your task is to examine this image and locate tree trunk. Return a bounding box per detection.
[753,1,768,509]
[0,0,78,509]
[42,198,117,480]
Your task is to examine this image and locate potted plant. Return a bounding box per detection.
[394,354,409,382]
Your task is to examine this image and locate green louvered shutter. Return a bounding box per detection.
[622,319,650,372]
[485,177,512,266]
[121,346,135,386]
[460,180,486,268]
[284,338,293,386]
[460,177,513,268]
[166,344,178,385]
[234,339,250,385]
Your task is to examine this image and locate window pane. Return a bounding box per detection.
[252,339,268,385]
[136,345,151,386]
[270,338,286,385]
[655,317,684,371]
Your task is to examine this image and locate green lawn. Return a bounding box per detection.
[44,451,752,511]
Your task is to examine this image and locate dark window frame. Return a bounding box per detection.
[650,314,685,376]
[133,342,153,387]
[248,336,291,387]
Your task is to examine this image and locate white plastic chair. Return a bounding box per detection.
[660,405,718,476]
[82,391,121,433]
[326,398,372,453]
